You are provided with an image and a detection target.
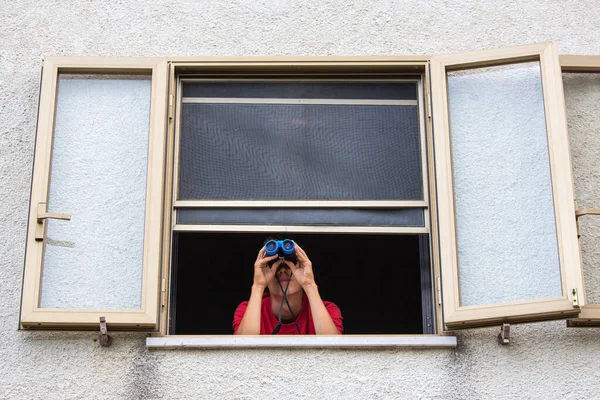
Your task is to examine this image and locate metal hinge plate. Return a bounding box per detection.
[572,288,579,307]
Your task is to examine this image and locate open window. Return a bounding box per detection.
[20,58,168,329]
[430,43,585,329]
[165,68,438,335]
[20,48,597,340]
[560,55,600,327]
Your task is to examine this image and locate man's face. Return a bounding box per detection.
[267,259,302,296]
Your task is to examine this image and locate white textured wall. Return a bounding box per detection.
[2,1,600,399]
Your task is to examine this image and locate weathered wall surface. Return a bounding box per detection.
[1,1,600,399]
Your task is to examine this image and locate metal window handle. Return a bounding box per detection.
[35,202,71,241]
[37,212,72,223]
[575,209,600,217]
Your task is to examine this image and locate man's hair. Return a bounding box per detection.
[263,234,285,245]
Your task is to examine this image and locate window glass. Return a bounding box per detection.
[40,75,151,309]
[178,82,423,201]
[447,62,561,306]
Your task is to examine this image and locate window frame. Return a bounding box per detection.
[20,57,168,329]
[160,58,441,336]
[20,51,597,338]
[560,55,600,327]
[430,42,585,329]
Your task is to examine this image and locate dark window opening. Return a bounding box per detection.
[170,232,434,335]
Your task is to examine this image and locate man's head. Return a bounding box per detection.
[263,236,302,297]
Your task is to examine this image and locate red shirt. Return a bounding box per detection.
[233,292,344,335]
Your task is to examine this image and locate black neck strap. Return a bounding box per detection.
[271,276,302,335]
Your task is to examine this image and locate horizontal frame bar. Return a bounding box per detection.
[560,55,600,72]
[180,78,421,82]
[146,335,457,349]
[182,97,418,106]
[173,224,429,234]
[174,200,428,208]
[171,56,431,63]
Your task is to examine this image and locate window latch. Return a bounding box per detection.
[35,202,72,241]
[99,317,112,347]
[574,200,600,238]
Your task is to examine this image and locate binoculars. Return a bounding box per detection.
[264,239,297,263]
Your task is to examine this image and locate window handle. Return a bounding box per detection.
[575,208,600,217]
[37,212,72,222]
[35,202,71,241]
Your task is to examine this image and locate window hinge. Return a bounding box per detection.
[572,288,579,307]
[436,275,442,306]
[168,93,174,121]
[427,93,432,120]
[161,278,166,308]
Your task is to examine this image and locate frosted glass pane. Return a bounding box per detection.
[40,75,151,309]
[563,73,600,304]
[447,62,561,307]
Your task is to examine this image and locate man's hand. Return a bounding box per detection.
[287,244,316,289]
[253,248,281,289]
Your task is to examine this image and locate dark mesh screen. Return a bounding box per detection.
[177,208,425,226]
[182,81,417,100]
[178,103,423,200]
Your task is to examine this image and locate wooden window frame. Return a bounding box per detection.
[560,55,600,327]
[20,57,168,329]
[430,42,585,329]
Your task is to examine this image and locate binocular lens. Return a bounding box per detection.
[264,240,278,255]
[263,239,296,257]
[281,240,295,254]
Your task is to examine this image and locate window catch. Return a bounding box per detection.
[574,203,600,238]
[572,288,579,307]
[497,323,510,345]
[99,317,112,347]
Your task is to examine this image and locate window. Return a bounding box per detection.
[20,58,168,329]
[169,76,434,334]
[20,44,600,340]
[560,55,600,327]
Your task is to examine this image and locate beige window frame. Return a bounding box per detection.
[561,55,600,327]
[430,42,585,329]
[160,58,440,337]
[20,57,168,329]
[20,50,599,340]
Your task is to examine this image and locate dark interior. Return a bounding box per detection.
[171,232,428,335]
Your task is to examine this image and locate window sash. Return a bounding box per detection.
[430,42,585,329]
[560,55,600,327]
[172,76,430,206]
[20,57,168,330]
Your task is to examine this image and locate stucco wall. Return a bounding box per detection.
[1,1,600,399]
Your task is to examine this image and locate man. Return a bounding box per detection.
[233,241,343,335]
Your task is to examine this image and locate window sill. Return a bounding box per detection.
[146,335,457,349]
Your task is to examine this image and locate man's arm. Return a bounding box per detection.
[304,283,341,335]
[234,284,265,335]
[288,244,342,335]
[234,249,279,335]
